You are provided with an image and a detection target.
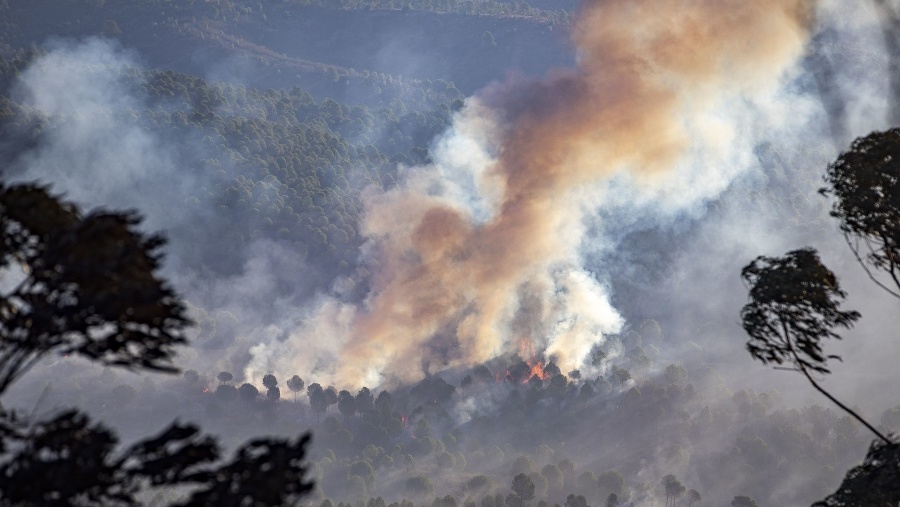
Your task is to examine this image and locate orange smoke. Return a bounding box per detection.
[333,0,816,386]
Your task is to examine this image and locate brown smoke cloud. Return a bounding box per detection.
[317,0,818,387]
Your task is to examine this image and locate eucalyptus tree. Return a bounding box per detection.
[740,248,888,443]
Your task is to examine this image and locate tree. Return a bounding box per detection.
[730,496,758,507]
[511,473,535,502]
[0,182,187,396]
[338,390,357,420]
[740,248,889,443]
[565,494,587,507]
[308,383,328,423]
[238,382,259,402]
[660,474,684,507]
[822,128,900,299]
[0,181,314,505]
[604,493,618,507]
[325,386,339,410]
[263,374,278,391]
[812,439,900,506]
[267,385,281,402]
[356,387,374,414]
[405,476,434,500]
[287,375,305,401]
[216,384,238,403]
[743,131,900,505]
[686,489,701,506]
[217,371,233,384]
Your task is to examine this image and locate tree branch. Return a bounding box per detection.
[845,233,900,299]
[781,319,892,444]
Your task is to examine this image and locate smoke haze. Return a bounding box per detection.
[3,0,900,504]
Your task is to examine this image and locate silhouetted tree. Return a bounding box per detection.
[661,474,684,507]
[812,438,900,507]
[267,385,281,402]
[0,182,314,505]
[238,382,259,402]
[325,386,338,411]
[375,389,394,415]
[686,488,701,506]
[565,493,587,507]
[308,383,328,423]
[338,390,357,420]
[822,128,900,298]
[730,496,758,507]
[216,384,238,403]
[605,493,619,507]
[356,387,374,414]
[217,371,233,384]
[511,473,535,502]
[740,248,888,443]
[0,182,187,396]
[263,374,278,391]
[287,375,305,401]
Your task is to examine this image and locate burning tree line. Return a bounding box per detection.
[2,128,900,506]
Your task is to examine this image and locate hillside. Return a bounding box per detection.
[1,1,899,506]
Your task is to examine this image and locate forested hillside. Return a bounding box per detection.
[1,0,899,506]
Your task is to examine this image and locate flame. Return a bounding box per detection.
[202,387,209,393]
[523,361,550,383]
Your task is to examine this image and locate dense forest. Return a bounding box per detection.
[1,0,899,506]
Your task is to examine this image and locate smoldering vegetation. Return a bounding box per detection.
[1,0,900,506]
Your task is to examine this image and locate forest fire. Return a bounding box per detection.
[495,356,554,384]
[523,361,550,383]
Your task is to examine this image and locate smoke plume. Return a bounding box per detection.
[288,0,818,387]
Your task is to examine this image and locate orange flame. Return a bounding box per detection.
[523,361,550,383]
[202,387,209,393]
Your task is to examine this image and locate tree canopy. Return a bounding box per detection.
[822,128,900,298]
[0,181,314,506]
